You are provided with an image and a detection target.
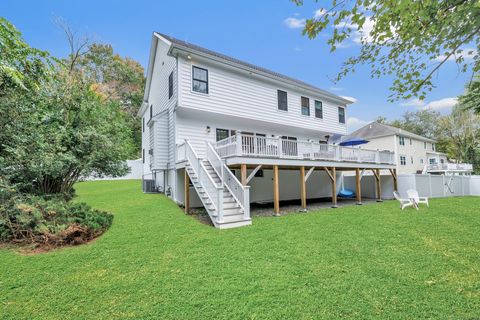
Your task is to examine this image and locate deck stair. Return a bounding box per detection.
[183,141,251,229]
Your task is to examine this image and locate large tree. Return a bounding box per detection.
[0,18,133,197]
[74,43,145,157]
[293,0,480,101]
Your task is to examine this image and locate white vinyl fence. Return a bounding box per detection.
[86,159,143,180]
[397,174,480,198]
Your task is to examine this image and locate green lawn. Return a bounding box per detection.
[1,180,479,319]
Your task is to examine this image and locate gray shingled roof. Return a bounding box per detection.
[347,122,436,142]
[155,32,351,104]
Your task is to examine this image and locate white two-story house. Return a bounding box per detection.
[346,122,473,175]
[138,32,396,228]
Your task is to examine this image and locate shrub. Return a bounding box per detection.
[0,179,113,247]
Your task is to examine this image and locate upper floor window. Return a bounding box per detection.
[409,138,412,145]
[192,66,208,94]
[338,107,345,124]
[301,97,310,116]
[399,136,405,146]
[315,100,323,119]
[432,143,435,151]
[424,141,427,149]
[168,71,173,99]
[277,90,288,111]
[400,155,406,166]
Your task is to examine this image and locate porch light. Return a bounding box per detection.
[187,54,192,60]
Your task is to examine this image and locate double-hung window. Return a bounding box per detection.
[338,107,345,124]
[315,100,323,118]
[192,66,208,94]
[168,71,173,98]
[301,97,310,116]
[399,136,405,146]
[277,90,288,111]
[400,155,406,166]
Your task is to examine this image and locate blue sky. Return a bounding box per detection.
[1,0,473,132]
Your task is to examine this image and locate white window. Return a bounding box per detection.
[399,136,405,146]
[400,155,406,165]
[429,158,436,165]
[420,158,424,164]
[338,107,345,124]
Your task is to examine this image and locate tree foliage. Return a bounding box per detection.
[0,18,133,197]
[0,17,54,91]
[459,75,480,113]
[293,0,480,101]
[74,44,145,157]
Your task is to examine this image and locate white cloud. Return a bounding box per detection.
[424,97,457,110]
[347,117,369,132]
[329,86,343,91]
[400,98,425,107]
[294,46,302,52]
[284,17,306,29]
[340,95,358,103]
[435,48,478,62]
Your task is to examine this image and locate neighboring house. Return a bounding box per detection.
[346,122,473,175]
[138,32,397,229]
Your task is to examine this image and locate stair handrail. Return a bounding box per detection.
[206,142,224,181]
[185,140,224,222]
[207,142,250,220]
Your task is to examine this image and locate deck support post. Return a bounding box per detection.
[355,168,362,205]
[273,165,280,216]
[372,168,383,202]
[184,169,190,214]
[331,167,338,208]
[323,167,337,208]
[241,164,247,186]
[300,166,307,212]
[389,168,398,191]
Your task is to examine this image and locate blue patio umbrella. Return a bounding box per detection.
[339,138,369,147]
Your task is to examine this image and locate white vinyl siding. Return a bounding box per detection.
[177,57,348,135]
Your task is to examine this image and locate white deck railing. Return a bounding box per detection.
[427,163,473,171]
[215,133,396,165]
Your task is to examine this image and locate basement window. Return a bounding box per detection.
[192,66,208,94]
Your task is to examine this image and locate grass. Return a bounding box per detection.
[1,180,479,319]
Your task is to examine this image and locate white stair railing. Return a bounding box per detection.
[207,142,250,220]
[185,140,224,222]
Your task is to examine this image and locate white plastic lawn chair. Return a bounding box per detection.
[393,191,417,210]
[406,189,429,208]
